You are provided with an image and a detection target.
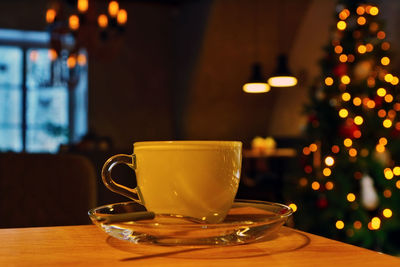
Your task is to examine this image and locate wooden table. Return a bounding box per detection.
[1,225,399,266]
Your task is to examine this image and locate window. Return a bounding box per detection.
[0,29,87,153]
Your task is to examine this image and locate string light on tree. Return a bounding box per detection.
[354,221,362,229]
[323,168,332,176]
[342,92,351,101]
[337,21,347,30]
[325,181,334,190]
[357,16,366,25]
[381,57,390,66]
[311,181,321,191]
[383,209,392,218]
[347,193,356,202]
[336,220,345,230]
[341,75,351,84]
[325,156,335,166]
[339,108,349,118]
[358,45,367,54]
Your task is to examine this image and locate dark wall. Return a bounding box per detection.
[88,2,176,150]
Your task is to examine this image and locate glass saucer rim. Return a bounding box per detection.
[88,199,293,228]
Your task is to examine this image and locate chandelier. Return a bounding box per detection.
[45,0,128,68]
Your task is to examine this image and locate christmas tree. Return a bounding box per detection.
[288,0,400,255]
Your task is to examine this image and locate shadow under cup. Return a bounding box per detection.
[102,141,242,223]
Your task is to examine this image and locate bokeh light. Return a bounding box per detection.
[383,209,392,218]
[370,217,381,230]
[349,148,357,157]
[289,203,298,212]
[325,77,334,86]
[325,181,334,190]
[341,75,351,84]
[354,116,363,125]
[336,220,345,229]
[325,156,335,166]
[381,57,390,65]
[339,108,349,118]
[357,16,366,25]
[342,92,351,101]
[376,88,386,97]
[383,119,392,128]
[353,97,362,106]
[347,193,356,202]
[384,168,394,179]
[311,181,320,190]
[357,45,367,54]
[323,168,332,177]
[334,45,343,54]
[344,138,352,147]
[337,21,347,30]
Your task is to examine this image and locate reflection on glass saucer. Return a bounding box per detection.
[88,199,293,246]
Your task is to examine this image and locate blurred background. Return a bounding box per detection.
[1,0,400,255]
[0,0,399,150]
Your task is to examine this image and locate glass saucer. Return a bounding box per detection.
[88,199,292,246]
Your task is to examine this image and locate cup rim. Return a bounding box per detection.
[134,140,242,149]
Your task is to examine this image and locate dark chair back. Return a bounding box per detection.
[0,153,97,228]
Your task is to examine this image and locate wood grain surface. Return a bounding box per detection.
[0,225,399,266]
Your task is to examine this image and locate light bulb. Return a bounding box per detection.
[78,0,88,13]
[69,15,79,31]
[108,1,119,17]
[242,83,270,93]
[267,76,297,87]
[98,14,108,28]
[46,9,56,24]
[117,9,128,25]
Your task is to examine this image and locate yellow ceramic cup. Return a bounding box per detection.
[102,141,242,223]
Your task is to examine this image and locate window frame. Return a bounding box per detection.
[0,28,86,152]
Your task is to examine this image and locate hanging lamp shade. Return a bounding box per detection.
[243,63,270,93]
[268,54,297,87]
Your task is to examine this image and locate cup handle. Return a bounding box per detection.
[101,154,142,204]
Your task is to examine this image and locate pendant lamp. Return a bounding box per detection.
[243,63,270,93]
[242,0,269,93]
[268,54,297,87]
[267,0,298,88]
